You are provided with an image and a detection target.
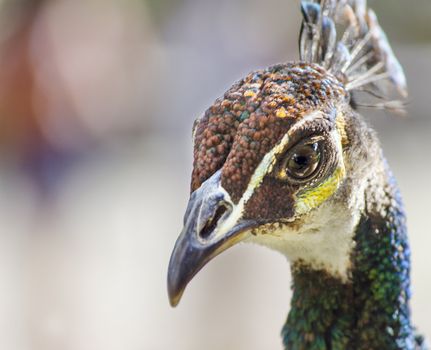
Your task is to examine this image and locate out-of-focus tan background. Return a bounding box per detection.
[0,0,429,349]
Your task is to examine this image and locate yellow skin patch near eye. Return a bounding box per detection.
[335,112,349,147]
[294,165,346,215]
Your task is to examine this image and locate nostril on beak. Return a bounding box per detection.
[199,204,229,239]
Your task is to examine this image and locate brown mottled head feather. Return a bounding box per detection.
[191,63,347,203]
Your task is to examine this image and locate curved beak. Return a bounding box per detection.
[167,170,256,307]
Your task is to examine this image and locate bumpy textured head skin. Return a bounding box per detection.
[191,63,345,195]
[192,62,346,215]
[167,0,425,349]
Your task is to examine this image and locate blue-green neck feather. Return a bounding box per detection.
[281,175,426,350]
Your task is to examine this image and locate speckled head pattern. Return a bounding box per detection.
[191,62,347,220]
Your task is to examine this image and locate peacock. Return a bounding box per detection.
[167,0,427,349]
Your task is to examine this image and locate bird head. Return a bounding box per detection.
[167,62,380,307]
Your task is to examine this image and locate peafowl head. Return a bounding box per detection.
[167,1,408,308]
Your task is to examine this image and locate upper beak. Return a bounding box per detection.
[167,170,256,307]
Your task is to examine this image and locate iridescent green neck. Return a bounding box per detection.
[282,178,423,350]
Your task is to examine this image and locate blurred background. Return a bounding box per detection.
[0,0,429,349]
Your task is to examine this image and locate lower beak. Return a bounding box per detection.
[167,170,256,307]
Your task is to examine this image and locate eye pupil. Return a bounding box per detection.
[292,155,310,168]
[286,142,321,179]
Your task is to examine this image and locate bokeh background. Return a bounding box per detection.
[0,0,429,349]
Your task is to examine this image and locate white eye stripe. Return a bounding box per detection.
[214,132,290,239]
[214,111,326,239]
[241,111,326,206]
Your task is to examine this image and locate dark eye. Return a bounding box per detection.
[284,141,323,180]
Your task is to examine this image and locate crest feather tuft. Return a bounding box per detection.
[299,0,408,111]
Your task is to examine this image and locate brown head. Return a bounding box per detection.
[167,0,407,307]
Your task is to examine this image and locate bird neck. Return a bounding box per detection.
[282,176,419,350]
